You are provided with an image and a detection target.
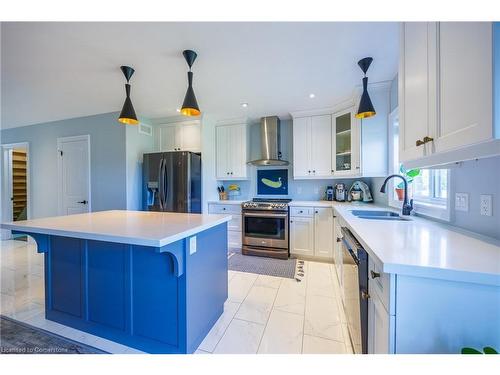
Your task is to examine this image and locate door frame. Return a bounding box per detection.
[1,142,31,239]
[57,135,91,215]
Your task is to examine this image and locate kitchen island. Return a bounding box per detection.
[1,210,231,354]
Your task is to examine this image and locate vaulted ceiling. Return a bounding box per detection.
[1,22,398,129]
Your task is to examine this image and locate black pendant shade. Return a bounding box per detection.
[118,65,139,125]
[181,50,201,117]
[355,57,376,119]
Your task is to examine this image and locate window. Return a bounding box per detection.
[388,109,450,221]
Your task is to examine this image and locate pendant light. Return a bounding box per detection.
[118,65,139,125]
[355,57,376,119]
[180,50,201,116]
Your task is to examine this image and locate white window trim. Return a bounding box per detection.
[388,107,451,221]
[387,108,401,210]
[412,170,451,222]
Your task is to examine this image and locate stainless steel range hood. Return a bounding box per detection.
[248,116,289,166]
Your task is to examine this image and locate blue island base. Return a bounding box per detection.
[15,223,228,354]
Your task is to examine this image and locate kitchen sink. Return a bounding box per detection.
[350,210,411,221]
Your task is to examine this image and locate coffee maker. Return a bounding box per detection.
[334,183,347,201]
[325,186,334,201]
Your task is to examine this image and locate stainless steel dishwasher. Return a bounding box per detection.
[340,227,369,354]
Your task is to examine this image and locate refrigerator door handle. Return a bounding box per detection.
[158,158,164,209]
[163,157,168,210]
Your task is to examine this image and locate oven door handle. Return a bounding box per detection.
[243,212,289,218]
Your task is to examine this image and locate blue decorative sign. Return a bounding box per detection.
[257,169,288,195]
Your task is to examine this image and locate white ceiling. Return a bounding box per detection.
[1,22,398,129]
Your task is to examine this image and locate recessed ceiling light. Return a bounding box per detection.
[176,108,181,112]
[241,102,249,108]
[309,93,315,99]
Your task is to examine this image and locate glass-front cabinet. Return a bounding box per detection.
[332,109,360,176]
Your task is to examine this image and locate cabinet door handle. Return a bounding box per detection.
[423,136,434,143]
[308,170,311,174]
[370,270,380,279]
[315,210,319,214]
[361,290,370,300]
[336,237,342,242]
[331,170,334,173]
[77,200,88,204]
[416,139,425,146]
[290,220,294,223]
[313,170,316,173]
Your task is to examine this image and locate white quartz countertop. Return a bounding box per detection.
[207,200,246,205]
[1,210,232,248]
[333,204,500,286]
[289,200,336,207]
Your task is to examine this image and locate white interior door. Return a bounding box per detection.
[58,135,91,215]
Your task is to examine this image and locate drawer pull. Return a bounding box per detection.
[370,270,380,279]
[423,136,434,143]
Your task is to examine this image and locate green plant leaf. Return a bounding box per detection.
[461,347,483,354]
[406,169,421,178]
[483,347,498,354]
[396,182,404,189]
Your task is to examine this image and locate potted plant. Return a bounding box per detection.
[395,165,420,201]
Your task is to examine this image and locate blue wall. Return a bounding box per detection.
[1,112,128,218]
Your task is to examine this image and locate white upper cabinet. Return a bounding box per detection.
[400,22,497,168]
[215,121,249,180]
[291,103,380,179]
[332,110,360,176]
[292,117,312,178]
[399,22,436,162]
[157,120,201,152]
[311,115,333,177]
[293,115,333,178]
[436,22,493,152]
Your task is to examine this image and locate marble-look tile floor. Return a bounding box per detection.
[1,239,353,354]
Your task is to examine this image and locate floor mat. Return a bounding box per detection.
[0,315,107,354]
[228,248,299,279]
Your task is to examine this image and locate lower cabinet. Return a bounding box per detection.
[208,202,242,249]
[313,207,334,258]
[290,206,334,260]
[368,291,393,354]
[367,256,395,354]
[289,216,314,257]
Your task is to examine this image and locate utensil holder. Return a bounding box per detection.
[219,192,228,200]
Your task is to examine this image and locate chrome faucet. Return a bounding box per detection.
[380,174,413,216]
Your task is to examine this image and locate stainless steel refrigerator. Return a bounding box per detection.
[143,151,201,213]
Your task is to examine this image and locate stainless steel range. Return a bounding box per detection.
[241,198,291,259]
